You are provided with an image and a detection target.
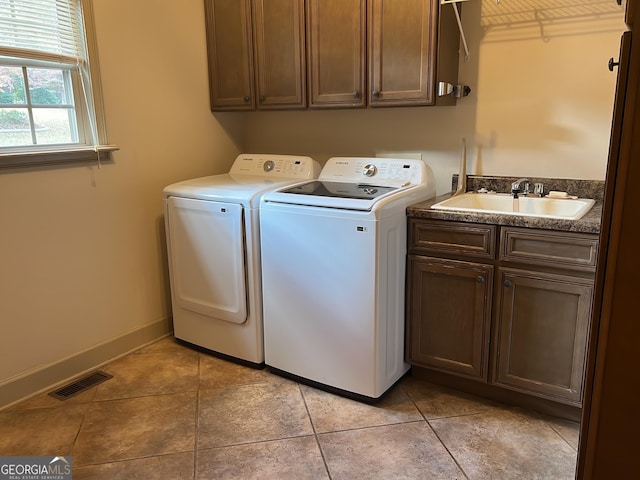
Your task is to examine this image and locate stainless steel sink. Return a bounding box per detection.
[430,193,595,220]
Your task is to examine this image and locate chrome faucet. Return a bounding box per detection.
[511,179,544,198]
[511,178,531,198]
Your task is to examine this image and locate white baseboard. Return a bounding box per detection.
[0,317,173,410]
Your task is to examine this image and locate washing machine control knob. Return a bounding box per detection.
[363,164,377,177]
[263,160,275,172]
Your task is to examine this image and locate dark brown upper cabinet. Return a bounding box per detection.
[205,0,460,111]
[306,0,367,109]
[205,0,306,111]
[368,0,439,107]
[204,0,255,111]
[253,0,307,109]
[307,0,460,109]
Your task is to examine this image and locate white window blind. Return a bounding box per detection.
[0,0,116,169]
[0,0,85,63]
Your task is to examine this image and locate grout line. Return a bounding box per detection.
[196,434,319,451]
[297,384,319,435]
[508,406,580,453]
[418,410,497,421]
[424,418,471,480]
[404,388,472,480]
[62,389,200,406]
[315,419,427,436]
[193,352,202,480]
[69,403,89,463]
[298,383,334,480]
[72,449,195,469]
[543,420,579,452]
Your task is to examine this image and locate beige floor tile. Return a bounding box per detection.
[544,416,580,450]
[401,377,498,419]
[1,337,581,479]
[131,336,192,356]
[318,422,465,480]
[198,381,313,449]
[0,404,87,456]
[301,384,423,433]
[9,337,187,410]
[197,436,329,480]
[73,392,197,466]
[198,353,273,390]
[93,349,199,401]
[73,451,194,480]
[430,408,577,479]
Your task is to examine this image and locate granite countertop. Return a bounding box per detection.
[407,175,604,234]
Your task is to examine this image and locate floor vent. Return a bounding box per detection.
[49,371,113,400]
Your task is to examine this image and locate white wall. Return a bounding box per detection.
[0,0,244,406]
[244,0,626,195]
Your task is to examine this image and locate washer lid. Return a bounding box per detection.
[263,180,412,211]
[281,180,397,200]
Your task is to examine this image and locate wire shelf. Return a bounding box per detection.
[481,0,623,27]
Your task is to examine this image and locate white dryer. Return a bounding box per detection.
[163,154,320,366]
[260,157,435,398]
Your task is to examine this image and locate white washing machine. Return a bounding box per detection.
[260,157,435,399]
[163,154,320,366]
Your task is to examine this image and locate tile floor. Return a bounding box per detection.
[0,336,580,479]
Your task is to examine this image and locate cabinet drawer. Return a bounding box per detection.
[409,219,496,259]
[500,228,598,272]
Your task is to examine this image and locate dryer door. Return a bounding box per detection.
[166,197,247,324]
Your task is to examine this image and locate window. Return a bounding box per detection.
[0,0,115,168]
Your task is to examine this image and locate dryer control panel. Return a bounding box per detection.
[230,154,320,179]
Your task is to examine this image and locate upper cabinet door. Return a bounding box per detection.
[306,0,367,108]
[252,0,307,109]
[204,0,255,111]
[368,0,439,107]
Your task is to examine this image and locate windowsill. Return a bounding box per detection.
[0,145,119,170]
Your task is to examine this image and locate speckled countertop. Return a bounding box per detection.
[407,175,604,234]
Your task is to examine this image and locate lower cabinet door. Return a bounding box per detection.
[407,255,493,381]
[494,268,593,405]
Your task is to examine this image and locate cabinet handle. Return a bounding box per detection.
[353,91,360,99]
[608,57,620,71]
[372,90,380,98]
[259,96,265,103]
[617,0,622,5]
[476,276,485,284]
[243,96,250,103]
[504,280,513,288]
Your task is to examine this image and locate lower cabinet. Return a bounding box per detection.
[406,219,598,407]
[494,268,593,404]
[407,256,492,381]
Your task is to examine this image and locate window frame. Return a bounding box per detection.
[0,61,81,146]
[0,0,116,170]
